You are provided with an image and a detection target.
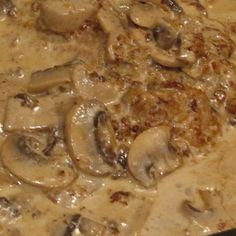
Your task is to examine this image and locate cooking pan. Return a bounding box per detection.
[211,229,236,236]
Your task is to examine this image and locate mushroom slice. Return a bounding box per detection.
[151,48,183,67]
[28,66,72,93]
[39,0,99,34]
[131,28,183,68]
[129,1,178,29]
[128,127,182,188]
[129,1,159,29]
[181,190,230,230]
[97,5,125,61]
[106,0,132,14]
[97,6,122,35]
[64,214,106,236]
[182,190,213,217]
[65,99,116,176]
[3,94,59,132]
[1,134,76,189]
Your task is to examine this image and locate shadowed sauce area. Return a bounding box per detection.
[0,0,235,235]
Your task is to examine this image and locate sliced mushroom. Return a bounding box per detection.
[1,134,77,189]
[151,48,183,67]
[152,25,193,66]
[182,190,213,216]
[181,189,230,230]
[28,66,72,93]
[128,126,182,188]
[65,99,116,176]
[39,0,99,34]
[106,0,132,15]
[97,6,123,35]
[3,95,59,131]
[64,214,106,236]
[129,0,178,29]
[129,1,159,29]
[97,5,124,60]
[131,28,183,67]
[162,0,183,14]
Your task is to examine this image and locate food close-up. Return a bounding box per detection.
[0,0,236,235]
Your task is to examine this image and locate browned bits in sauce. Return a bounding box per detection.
[110,191,131,205]
[227,98,236,115]
[0,0,236,235]
[217,221,227,231]
[14,93,39,109]
[190,99,198,112]
[162,81,184,90]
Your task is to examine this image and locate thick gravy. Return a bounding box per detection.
[0,0,236,235]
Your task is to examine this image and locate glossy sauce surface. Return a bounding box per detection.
[0,0,236,236]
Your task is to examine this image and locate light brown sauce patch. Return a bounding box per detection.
[0,0,235,236]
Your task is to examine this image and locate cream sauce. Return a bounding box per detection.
[141,127,236,235]
[0,0,235,236]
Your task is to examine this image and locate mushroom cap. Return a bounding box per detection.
[1,135,77,189]
[28,66,72,93]
[128,126,181,188]
[97,5,125,61]
[129,1,159,29]
[97,6,122,35]
[65,99,115,176]
[131,28,183,68]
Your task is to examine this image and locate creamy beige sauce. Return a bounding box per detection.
[141,126,236,236]
[0,0,236,235]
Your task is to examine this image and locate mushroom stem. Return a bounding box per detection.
[128,126,182,188]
